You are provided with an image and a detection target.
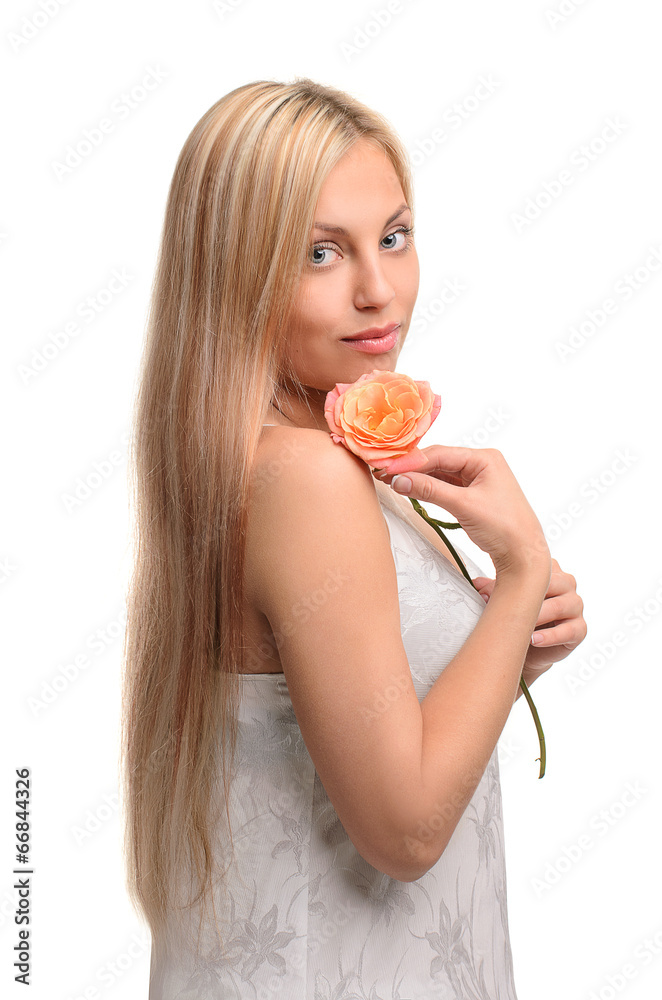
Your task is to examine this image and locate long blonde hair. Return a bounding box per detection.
[120,76,415,944]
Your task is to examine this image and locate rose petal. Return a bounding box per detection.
[324,371,441,469]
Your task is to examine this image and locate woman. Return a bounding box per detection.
[121,77,587,998]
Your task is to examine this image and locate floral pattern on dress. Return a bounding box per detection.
[150,496,519,999]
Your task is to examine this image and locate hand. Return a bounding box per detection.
[473,558,587,675]
[373,446,551,579]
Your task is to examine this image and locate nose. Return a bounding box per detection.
[351,253,396,312]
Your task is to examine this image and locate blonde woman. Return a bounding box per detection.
[121,78,587,999]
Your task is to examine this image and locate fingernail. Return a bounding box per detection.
[531,633,543,645]
[391,475,412,494]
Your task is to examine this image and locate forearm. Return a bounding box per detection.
[405,568,549,876]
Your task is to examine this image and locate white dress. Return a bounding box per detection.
[148,444,519,999]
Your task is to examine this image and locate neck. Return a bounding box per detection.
[268,382,330,431]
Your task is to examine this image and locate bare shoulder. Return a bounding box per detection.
[246,426,384,614]
[251,425,374,503]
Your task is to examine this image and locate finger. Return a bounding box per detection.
[376,465,466,489]
[417,444,495,477]
[542,569,579,599]
[472,576,495,602]
[379,444,493,487]
[531,619,586,648]
[534,593,584,627]
[386,470,470,510]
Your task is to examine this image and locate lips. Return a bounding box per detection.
[340,324,400,354]
[342,322,400,341]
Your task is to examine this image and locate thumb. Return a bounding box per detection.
[471,576,495,602]
[384,463,470,519]
[389,473,414,495]
[390,471,462,510]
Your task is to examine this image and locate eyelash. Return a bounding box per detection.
[307,225,415,269]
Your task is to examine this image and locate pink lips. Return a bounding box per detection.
[341,323,400,354]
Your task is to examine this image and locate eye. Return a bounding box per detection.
[306,225,415,269]
[381,226,414,251]
[308,244,340,266]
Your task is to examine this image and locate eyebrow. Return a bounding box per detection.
[312,203,410,236]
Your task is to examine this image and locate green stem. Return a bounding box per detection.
[408,498,474,586]
[408,495,546,779]
[427,516,463,530]
[518,675,546,778]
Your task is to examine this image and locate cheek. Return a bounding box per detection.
[393,262,419,310]
[405,253,420,295]
[297,279,344,335]
[406,269,420,312]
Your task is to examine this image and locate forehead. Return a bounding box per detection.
[313,141,405,230]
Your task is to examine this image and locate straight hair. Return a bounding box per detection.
[120,76,415,951]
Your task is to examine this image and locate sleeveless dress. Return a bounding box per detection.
[148,432,519,999]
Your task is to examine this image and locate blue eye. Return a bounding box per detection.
[381,227,414,251]
[309,245,337,266]
[307,225,415,268]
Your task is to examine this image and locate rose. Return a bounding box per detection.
[323,369,442,474]
[324,368,547,778]
[324,369,467,574]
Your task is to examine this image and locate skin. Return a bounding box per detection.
[265,137,586,688]
[266,138,419,431]
[475,561,586,693]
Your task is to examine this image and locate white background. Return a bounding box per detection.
[2,1,661,997]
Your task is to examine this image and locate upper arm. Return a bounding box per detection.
[247,428,428,881]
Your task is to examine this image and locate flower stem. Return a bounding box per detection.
[408,496,546,779]
[517,676,546,778]
[408,499,473,585]
[427,516,463,530]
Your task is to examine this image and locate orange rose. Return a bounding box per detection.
[324,369,441,474]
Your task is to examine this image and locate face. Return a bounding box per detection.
[278,139,419,424]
